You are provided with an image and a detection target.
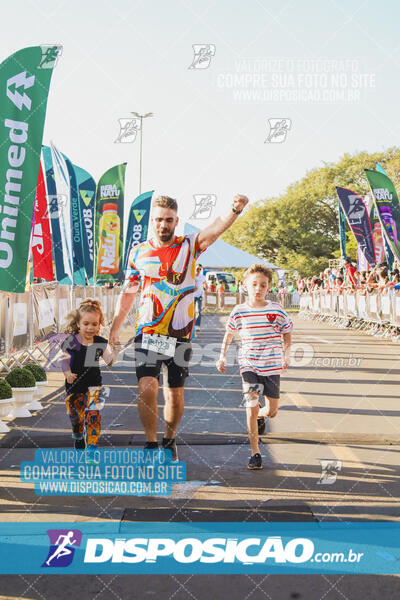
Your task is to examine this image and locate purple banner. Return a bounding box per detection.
[336,187,376,268]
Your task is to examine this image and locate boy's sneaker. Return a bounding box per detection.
[248,453,262,470]
[74,438,86,450]
[161,437,178,461]
[257,417,266,435]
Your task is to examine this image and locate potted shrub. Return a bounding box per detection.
[0,378,14,433]
[5,367,36,418]
[25,364,48,409]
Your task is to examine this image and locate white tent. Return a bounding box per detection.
[184,223,284,278]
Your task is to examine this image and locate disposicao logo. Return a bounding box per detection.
[83,536,314,564]
[42,529,82,567]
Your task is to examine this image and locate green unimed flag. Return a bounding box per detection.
[0,45,61,292]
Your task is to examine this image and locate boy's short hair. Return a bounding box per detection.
[152,195,178,212]
[243,263,273,284]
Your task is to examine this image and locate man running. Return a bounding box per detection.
[110,194,248,458]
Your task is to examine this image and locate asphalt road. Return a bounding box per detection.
[1,312,400,598]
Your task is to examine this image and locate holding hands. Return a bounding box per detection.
[66,371,77,384]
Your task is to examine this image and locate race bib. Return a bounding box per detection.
[141,333,177,357]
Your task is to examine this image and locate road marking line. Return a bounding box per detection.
[286,392,361,465]
[108,370,242,377]
[328,444,360,465]
[52,402,245,411]
[302,336,331,344]
[97,384,243,392]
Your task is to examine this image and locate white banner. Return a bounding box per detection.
[38,298,54,329]
[13,303,28,336]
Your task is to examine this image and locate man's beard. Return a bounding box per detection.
[157,229,174,242]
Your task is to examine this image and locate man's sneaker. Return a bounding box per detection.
[257,417,266,435]
[161,437,178,461]
[144,441,159,449]
[248,453,262,470]
[74,437,86,450]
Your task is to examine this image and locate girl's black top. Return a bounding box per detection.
[64,334,108,394]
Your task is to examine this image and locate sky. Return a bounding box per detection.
[2,0,400,232]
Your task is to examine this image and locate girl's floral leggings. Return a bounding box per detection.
[65,388,102,446]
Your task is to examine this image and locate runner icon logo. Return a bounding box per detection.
[188,44,216,69]
[46,194,68,220]
[317,460,342,485]
[190,195,217,219]
[42,529,82,567]
[38,45,62,69]
[115,118,140,143]
[264,118,291,143]
[241,383,264,408]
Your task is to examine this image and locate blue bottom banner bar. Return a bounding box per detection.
[0,522,400,574]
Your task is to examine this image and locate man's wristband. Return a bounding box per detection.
[232,205,242,215]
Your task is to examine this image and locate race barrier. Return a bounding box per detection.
[299,289,400,340]
[2,284,301,371]
[203,291,300,310]
[0,283,137,372]
[203,292,241,309]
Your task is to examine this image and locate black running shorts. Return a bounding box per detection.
[241,370,280,399]
[134,335,192,388]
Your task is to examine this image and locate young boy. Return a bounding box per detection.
[216,264,293,470]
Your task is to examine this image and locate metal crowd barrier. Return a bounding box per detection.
[393,295,400,328]
[203,291,300,310]
[203,292,242,309]
[0,283,137,372]
[299,289,400,340]
[0,283,302,370]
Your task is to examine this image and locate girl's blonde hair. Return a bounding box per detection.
[63,298,105,334]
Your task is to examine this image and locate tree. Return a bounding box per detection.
[223,147,400,277]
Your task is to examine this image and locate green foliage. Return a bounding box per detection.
[332,232,358,261]
[6,367,36,388]
[222,147,400,277]
[24,363,47,382]
[0,378,13,399]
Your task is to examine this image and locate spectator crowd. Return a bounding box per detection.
[297,257,400,296]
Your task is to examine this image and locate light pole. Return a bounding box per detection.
[131,111,153,195]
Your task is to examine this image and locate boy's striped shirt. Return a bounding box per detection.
[226,302,293,375]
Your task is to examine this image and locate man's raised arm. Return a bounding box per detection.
[109,280,140,346]
[197,194,249,251]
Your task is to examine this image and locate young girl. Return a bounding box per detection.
[62,299,119,453]
[216,265,293,470]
